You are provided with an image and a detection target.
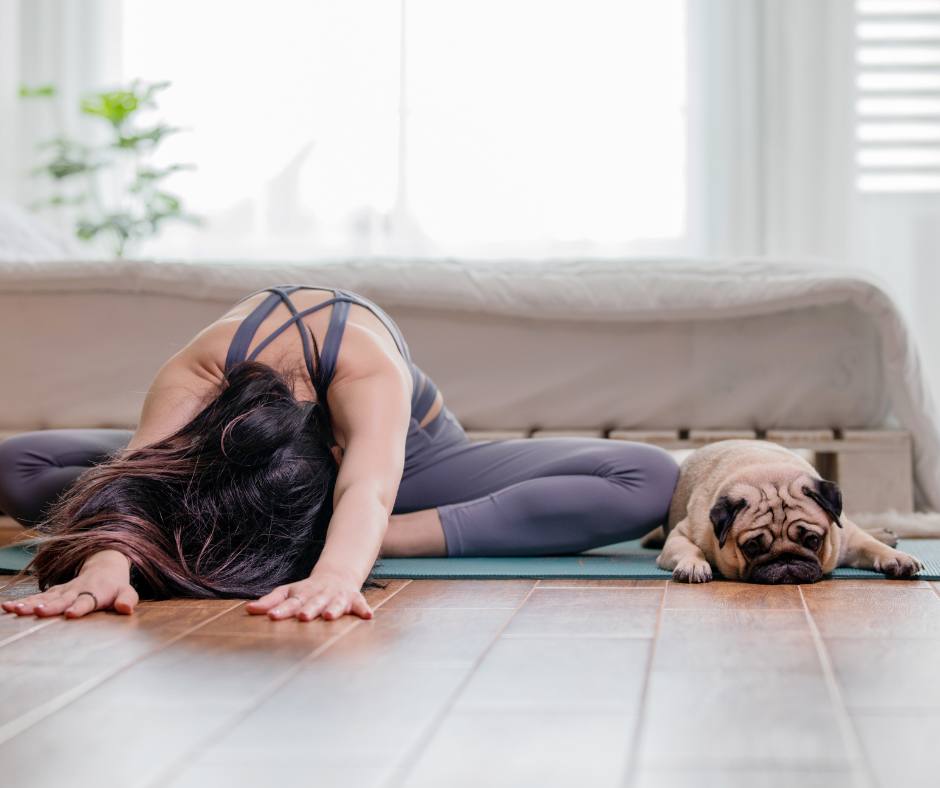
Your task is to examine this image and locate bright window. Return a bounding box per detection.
[123,0,688,260]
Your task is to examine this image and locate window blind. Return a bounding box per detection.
[856,0,940,192]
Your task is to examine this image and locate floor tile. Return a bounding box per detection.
[634,768,855,788]
[502,588,662,637]
[653,609,820,672]
[311,608,514,667]
[825,637,940,710]
[400,712,634,788]
[664,581,803,610]
[537,579,667,588]
[801,586,940,638]
[0,606,236,730]
[167,762,392,788]
[169,765,392,788]
[196,604,358,642]
[379,579,535,609]
[455,636,651,711]
[853,713,940,787]
[0,633,328,787]
[191,665,467,764]
[639,671,848,769]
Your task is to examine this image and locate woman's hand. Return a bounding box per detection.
[245,568,373,621]
[1,549,138,619]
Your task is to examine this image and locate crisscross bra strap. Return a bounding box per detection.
[225,285,435,420]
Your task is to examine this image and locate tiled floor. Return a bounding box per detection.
[0,576,938,787]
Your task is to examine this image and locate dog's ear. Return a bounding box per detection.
[710,496,748,548]
[803,479,843,528]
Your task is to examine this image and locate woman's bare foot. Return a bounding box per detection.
[382,508,447,557]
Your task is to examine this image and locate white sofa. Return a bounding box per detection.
[1,258,938,519]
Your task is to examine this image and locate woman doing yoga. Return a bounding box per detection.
[0,286,679,621]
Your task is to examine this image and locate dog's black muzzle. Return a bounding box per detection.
[747,553,824,585]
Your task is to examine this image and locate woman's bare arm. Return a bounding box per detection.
[246,322,413,621]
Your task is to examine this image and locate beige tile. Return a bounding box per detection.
[0,606,236,728]
[0,634,326,787]
[380,579,535,609]
[456,636,652,711]
[802,586,940,638]
[635,769,855,788]
[169,765,393,788]
[537,578,667,588]
[503,588,663,637]
[825,637,940,710]
[853,713,940,787]
[191,666,467,763]
[639,671,848,769]
[196,605,358,643]
[665,581,804,610]
[653,610,821,672]
[401,712,635,788]
[312,608,514,667]
[364,578,411,608]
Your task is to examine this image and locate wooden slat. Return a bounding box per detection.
[608,429,682,446]
[464,430,530,441]
[530,429,606,439]
[766,429,836,444]
[688,429,758,443]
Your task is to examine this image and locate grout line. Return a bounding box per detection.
[0,599,245,748]
[620,580,668,788]
[142,577,414,788]
[379,580,541,788]
[930,583,940,601]
[0,616,62,651]
[798,586,876,788]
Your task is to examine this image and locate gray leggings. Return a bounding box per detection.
[0,413,679,557]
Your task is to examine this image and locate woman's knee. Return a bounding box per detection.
[0,433,45,520]
[603,442,680,517]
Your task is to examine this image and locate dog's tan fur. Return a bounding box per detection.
[656,440,922,583]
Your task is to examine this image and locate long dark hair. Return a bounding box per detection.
[27,361,337,599]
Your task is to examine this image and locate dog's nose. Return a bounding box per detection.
[748,553,823,585]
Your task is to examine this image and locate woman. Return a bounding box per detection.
[0,285,679,621]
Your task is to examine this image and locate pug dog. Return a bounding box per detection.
[655,440,923,584]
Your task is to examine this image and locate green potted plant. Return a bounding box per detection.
[21,80,200,258]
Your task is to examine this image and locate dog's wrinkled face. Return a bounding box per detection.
[709,470,843,584]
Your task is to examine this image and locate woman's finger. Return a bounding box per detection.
[349,595,374,620]
[245,586,289,615]
[3,588,65,616]
[267,594,307,620]
[63,591,98,619]
[297,595,333,621]
[321,598,350,621]
[112,586,139,615]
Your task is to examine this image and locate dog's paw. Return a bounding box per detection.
[865,527,899,548]
[874,552,923,578]
[672,560,713,584]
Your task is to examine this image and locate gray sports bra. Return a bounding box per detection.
[225,286,440,431]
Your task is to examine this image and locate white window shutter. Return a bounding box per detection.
[856,0,940,192]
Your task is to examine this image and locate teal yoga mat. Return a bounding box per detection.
[370,539,940,580]
[4,538,940,580]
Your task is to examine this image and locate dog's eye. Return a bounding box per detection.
[803,534,821,551]
[743,538,765,558]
